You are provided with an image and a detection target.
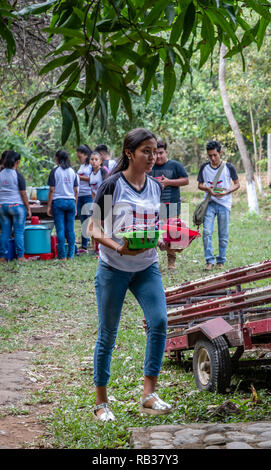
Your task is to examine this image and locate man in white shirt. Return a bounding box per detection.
[197,140,240,270]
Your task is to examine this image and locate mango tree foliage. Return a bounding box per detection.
[1,0,271,144]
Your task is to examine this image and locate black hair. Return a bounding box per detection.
[206,140,221,153]
[95,144,108,153]
[76,144,92,164]
[4,150,21,169]
[55,150,71,169]
[0,150,9,166]
[112,128,157,174]
[157,138,167,150]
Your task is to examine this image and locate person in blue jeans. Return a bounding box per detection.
[47,150,78,259]
[0,150,31,262]
[76,144,93,251]
[88,128,172,422]
[197,140,240,270]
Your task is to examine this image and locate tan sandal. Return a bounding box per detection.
[93,403,115,422]
[139,392,172,415]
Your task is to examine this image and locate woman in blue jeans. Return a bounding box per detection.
[88,128,172,422]
[76,144,93,251]
[47,150,78,259]
[0,150,31,262]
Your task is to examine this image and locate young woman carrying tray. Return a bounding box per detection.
[88,128,172,422]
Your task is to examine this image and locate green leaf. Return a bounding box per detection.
[121,88,133,122]
[165,3,176,25]
[61,101,73,145]
[57,62,79,85]
[16,91,53,120]
[243,0,271,21]
[43,26,85,41]
[39,51,80,75]
[205,8,238,45]
[72,7,85,22]
[27,100,55,136]
[257,16,269,49]
[144,0,170,26]
[0,18,16,62]
[199,41,212,68]
[201,13,215,49]
[94,58,104,81]
[161,62,176,115]
[181,2,195,46]
[170,11,186,44]
[145,79,152,106]
[98,92,108,132]
[15,0,58,17]
[109,89,121,120]
[63,64,80,90]
[64,101,80,145]
[141,54,159,94]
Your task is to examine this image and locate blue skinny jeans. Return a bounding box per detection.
[203,200,230,265]
[52,198,76,259]
[93,260,168,387]
[0,203,26,259]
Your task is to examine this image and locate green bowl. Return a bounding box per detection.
[117,230,165,250]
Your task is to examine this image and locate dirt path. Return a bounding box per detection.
[0,348,51,448]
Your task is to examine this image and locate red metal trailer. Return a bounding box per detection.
[164,260,271,393]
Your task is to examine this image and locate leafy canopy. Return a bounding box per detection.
[1,0,271,144]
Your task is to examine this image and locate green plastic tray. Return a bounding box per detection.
[117,230,165,250]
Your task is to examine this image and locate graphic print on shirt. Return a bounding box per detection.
[93,172,162,272]
[208,179,223,186]
[114,201,160,234]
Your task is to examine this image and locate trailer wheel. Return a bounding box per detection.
[193,336,232,393]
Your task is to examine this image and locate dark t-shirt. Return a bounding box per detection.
[149,159,188,203]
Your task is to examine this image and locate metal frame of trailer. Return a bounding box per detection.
[163,260,271,392]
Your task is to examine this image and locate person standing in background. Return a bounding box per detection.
[47,150,78,260]
[89,151,109,256]
[89,151,109,199]
[197,140,240,270]
[94,144,117,174]
[0,150,31,262]
[149,138,189,269]
[76,144,93,252]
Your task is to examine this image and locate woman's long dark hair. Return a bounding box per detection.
[4,150,21,169]
[76,144,92,164]
[55,150,71,169]
[112,128,157,174]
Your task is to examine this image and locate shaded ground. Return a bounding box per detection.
[0,334,58,448]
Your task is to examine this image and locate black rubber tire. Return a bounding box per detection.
[193,336,232,393]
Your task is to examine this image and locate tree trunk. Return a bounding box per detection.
[219,43,259,213]
[256,120,263,193]
[268,134,271,188]
[249,103,262,193]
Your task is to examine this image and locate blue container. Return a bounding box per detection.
[36,186,49,202]
[24,225,51,254]
[5,239,16,261]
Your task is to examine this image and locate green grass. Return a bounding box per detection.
[1,189,271,448]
